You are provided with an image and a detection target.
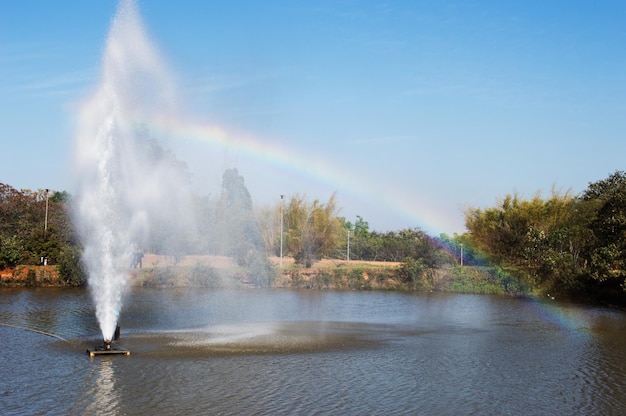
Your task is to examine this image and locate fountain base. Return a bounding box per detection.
[87,339,130,357]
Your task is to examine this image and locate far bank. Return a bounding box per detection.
[0,255,528,298]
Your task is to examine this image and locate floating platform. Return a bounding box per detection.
[87,345,130,357]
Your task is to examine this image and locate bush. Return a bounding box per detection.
[0,235,22,269]
[398,257,426,283]
[57,247,87,287]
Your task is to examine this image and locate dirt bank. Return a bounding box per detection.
[0,265,61,287]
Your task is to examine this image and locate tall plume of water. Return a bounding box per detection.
[73,0,192,342]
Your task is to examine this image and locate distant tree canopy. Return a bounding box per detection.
[274,195,456,268]
[580,171,626,285]
[213,168,272,285]
[337,215,456,266]
[465,171,626,303]
[214,168,263,259]
[10,167,626,302]
[0,183,85,285]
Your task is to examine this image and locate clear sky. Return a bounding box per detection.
[1,1,625,235]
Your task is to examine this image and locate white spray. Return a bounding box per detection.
[73,0,190,341]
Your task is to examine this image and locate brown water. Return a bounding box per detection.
[1,287,625,415]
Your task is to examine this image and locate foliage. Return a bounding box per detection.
[466,190,578,287]
[283,193,343,267]
[8,168,626,304]
[338,220,452,266]
[57,245,87,286]
[26,269,37,286]
[445,267,507,295]
[0,183,79,268]
[0,235,22,269]
[213,168,272,285]
[398,257,426,283]
[579,171,626,284]
[465,172,626,303]
[215,168,264,260]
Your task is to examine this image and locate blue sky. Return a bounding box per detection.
[1,1,625,235]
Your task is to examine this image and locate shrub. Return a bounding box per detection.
[57,247,87,287]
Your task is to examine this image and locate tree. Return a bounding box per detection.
[0,235,22,269]
[284,193,343,267]
[367,228,441,264]
[465,190,580,290]
[215,168,262,259]
[0,184,79,267]
[256,205,278,257]
[345,215,371,260]
[579,171,626,286]
[214,168,272,285]
[58,245,87,286]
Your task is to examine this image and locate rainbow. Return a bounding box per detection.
[525,297,595,337]
[146,114,461,235]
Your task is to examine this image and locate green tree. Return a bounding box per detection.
[58,245,87,286]
[214,168,272,286]
[579,171,626,287]
[465,190,580,291]
[349,215,371,260]
[398,257,427,286]
[284,193,343,267]
[0,235,22,268]
[216,168,263,260]
[0,184,80,267]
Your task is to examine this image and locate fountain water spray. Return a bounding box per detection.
[74,0,192,344]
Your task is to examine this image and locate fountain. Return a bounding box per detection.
[74,0,192,355]
[88,325,129,357]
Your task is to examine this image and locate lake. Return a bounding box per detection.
[1,287,625,415]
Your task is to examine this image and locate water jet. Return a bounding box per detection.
[74,0,191,348]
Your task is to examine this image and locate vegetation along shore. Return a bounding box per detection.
[2,169,626,306]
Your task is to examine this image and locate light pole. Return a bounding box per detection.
[280,195,284,268]
[44,189,49,233]
[460,243,463,267]
[347,230,350,261]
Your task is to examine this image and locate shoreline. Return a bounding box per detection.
[0,255,525,298]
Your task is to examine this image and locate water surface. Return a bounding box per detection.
[1,288,625,415]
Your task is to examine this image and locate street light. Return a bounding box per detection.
[280,195,284,268]
[44,189,49,233]
[460,243,464,267]
[347,230,350,261]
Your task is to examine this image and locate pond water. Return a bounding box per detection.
[1,287,625,415]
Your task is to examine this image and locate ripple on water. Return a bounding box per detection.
[127,321,400,356]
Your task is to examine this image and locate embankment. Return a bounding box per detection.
[0,266,61,287]
[1,255,527,296]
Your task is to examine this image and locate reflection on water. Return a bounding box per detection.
[138,320,397,356]
[1,288,626,415]
[83,360,120,416]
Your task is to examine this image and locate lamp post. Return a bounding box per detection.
[347,230,350,261]
[44,189,49,233]
[280,195,284,268]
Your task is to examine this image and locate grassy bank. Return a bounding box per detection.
[1,255,529,297]
[275,260,528,296]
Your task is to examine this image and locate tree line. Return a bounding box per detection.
[5,168,626,303]
[464,170,626,304]
[0,169,459,286]
[0,131,459,287]
[0,183,85,285]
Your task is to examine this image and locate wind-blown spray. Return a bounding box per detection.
[73,0,190,341]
